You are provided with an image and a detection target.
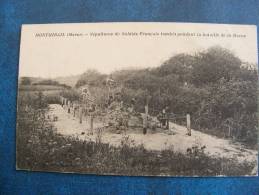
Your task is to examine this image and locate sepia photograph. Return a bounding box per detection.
[16,23,258,176]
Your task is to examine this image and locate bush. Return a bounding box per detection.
[60,89,80,102]
[44,94,61,104]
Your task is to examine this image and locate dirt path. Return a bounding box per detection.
[48,104,257,163]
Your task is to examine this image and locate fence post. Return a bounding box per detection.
[187,114,191,136]
[90,114,93,134]
[68,100,71,113]
[228,126,231,137]
[73,106,76,117]
[145,105,148,115]
[65,98,68,109]
[79,106,83,123]
[143,105,148,134]
[60,96,63,106]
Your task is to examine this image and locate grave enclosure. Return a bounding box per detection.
[58,95,191,135]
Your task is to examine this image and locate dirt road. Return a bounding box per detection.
[48,104,257,163]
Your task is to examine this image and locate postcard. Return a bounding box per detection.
[17,22,258,176]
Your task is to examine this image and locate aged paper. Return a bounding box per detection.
[17,23,258,176]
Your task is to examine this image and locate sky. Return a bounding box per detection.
[19,22,258,78]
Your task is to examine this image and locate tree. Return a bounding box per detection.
[75,69,106,88]
[152,54,194,83]
[191,46,242,86]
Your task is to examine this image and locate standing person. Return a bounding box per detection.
[157,112,163,128]
[130,98,136,113]
[107,95,113,107]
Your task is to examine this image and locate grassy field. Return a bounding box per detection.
[19,84,65,92]
[18,84,65,99]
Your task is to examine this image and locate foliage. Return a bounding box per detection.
[190,46,242,86]
[16,93,255,176]
[44,94,62,104]
[60,89,80,102]
[119,47,258,147]
[74,46,258,147]
[75,69,107,88]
